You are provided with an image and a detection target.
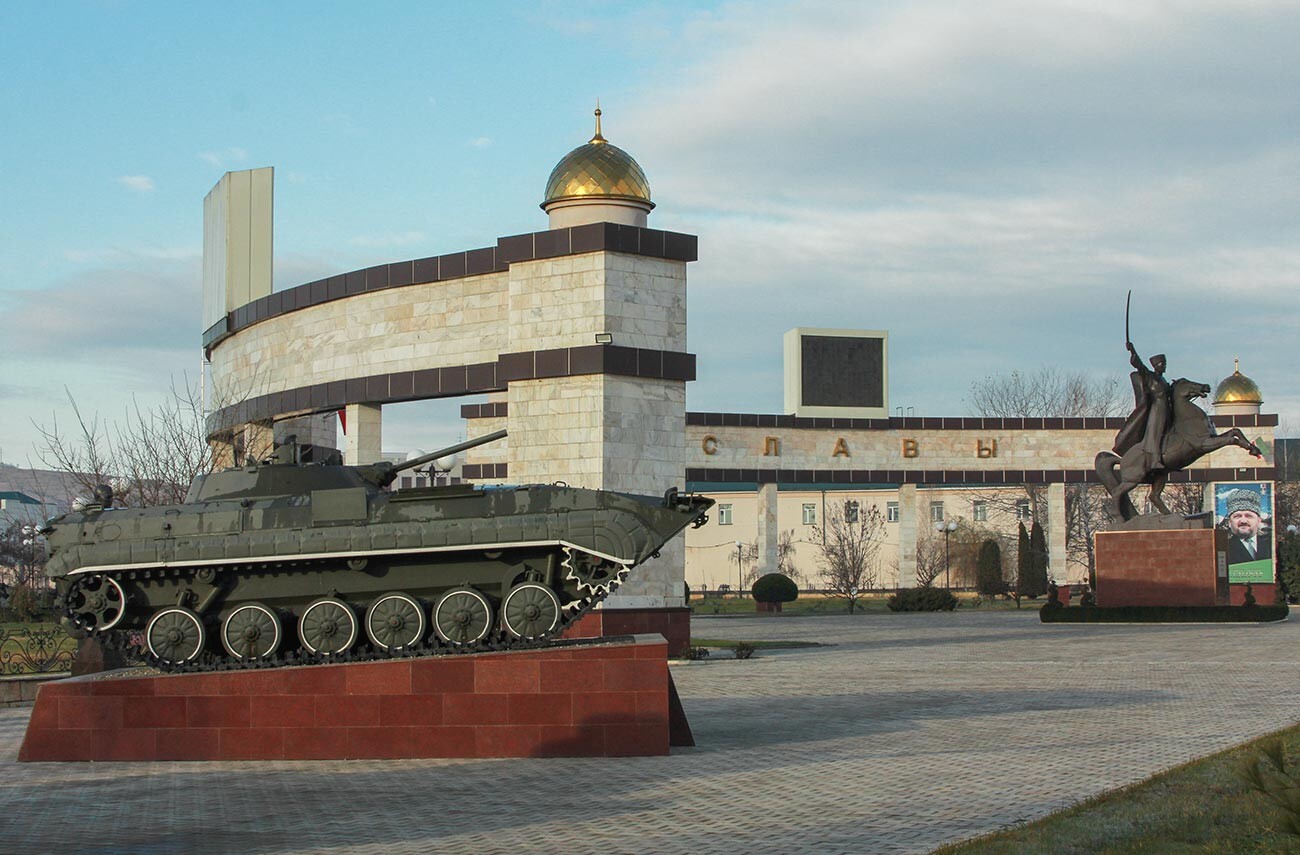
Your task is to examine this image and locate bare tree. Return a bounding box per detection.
[813,500,886,613]
[914,527,946,588]
[966,365,1127,584]
[34,379,225,508]
[967,366,1125,419]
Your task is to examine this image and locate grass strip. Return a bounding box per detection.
[930,722,1300,855]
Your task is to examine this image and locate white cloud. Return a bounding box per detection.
[116,175,155,193]
[469,137,493,149]
[624,0,1300,428]
[198,147,249,168]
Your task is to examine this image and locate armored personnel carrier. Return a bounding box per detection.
[42,430,711,670]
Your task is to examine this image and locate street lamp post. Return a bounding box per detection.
[935,519,957,589]
[735,541,743,598]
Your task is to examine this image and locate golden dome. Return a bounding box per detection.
[542,107,653,209]
[1214,359,1263,404]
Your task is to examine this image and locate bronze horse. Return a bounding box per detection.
[1095,377,1261,520]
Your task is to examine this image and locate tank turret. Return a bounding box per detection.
[44,431,711,670]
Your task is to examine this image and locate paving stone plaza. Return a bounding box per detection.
[3,610,1299,854]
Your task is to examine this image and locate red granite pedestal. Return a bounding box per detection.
[561,607,691,657]
[1094,528,1223,607]
[19,634,686,762]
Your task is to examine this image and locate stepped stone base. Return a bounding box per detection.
[562,607,691,657]
[1094,528,1223,607]
[20,634,680,762]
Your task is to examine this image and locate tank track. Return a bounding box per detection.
[62,546,632,674]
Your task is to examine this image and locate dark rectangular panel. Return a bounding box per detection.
[570,223,605,254]
[608,223,640,253]
[497,233,533,263]
[389,372,414,400]
[498,351,535,382]
[365,265,389,290]
[535,349,569,379]
[569,344,605,374]
[439,366,468,394]
[412,369,440,397]
[533,229,570,259]
[309,280,328,304]
[663,231,698,261]
[636,349,663,378]
[413,257,438,283]
[799,334,884,409]
[466,362,498,391]
[388,261,414,288]
[639,228,666,258]
[605,346,638,376]
[364,374,387,400]
[662,351,695,381]
[439,252,466,280]
[465,247,495,276]
[345,378,366,402]
[344,271,365,295]
[325,381,346,407]
[327,276,345,301]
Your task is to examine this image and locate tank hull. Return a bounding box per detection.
[44,478,711,670]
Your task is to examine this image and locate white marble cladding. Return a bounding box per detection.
[687,425,1273,472]
[507,375,687,607]
[209,272,509,401]
[508,253,686,353]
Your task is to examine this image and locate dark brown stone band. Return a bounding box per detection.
[684,466,1276,486]
[684,412,1278,430]
[206,344,696,437]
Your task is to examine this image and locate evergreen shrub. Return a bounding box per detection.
[751,573,799,604]
[888,587,958,612]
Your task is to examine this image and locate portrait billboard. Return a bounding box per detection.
[1214,482,1275,584]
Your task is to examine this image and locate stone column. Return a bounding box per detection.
[897,484,918,587]
[757,483,779,576]
[1047,482,1067,583]
[344,403,383,465]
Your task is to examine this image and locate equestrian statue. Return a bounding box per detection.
[1094,293,1261,521]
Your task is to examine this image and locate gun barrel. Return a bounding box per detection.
[390,429,508,475]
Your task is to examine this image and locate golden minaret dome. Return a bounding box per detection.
[542,105,654,229]
[1212,358,1263,416]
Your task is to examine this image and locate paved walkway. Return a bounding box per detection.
[3,610,1299,854]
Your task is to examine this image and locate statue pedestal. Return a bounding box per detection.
[20,635,684,762]
[1094,528,1225,607]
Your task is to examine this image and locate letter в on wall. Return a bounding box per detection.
[832,437,850,457]
[764,436,781,456]
[902,438,919,458]
[702,435,718,455]
[976,439,998,458]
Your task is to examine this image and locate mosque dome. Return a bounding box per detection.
[541,107,653,229]
[1214,359,1263,406]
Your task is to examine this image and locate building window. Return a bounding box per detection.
[973,500,988,522]
[718,504,733,525]
[887,502,900,523]
[1016,499,1032,521]
[930,501,945,523]
[845,500,860,523]
[802,503,817,525]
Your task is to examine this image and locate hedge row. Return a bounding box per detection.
[1039,604,1289,624]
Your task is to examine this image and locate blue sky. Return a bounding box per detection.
[3,1,1298,463]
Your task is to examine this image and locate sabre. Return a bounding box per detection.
[1124,289,1132,350]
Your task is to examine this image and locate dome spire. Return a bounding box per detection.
[591,100,606,144]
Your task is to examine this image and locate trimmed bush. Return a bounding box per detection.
[888,587,958,612]
[977,539,1007,596]
[1040,604,1288,623]
[751,573,799,604]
